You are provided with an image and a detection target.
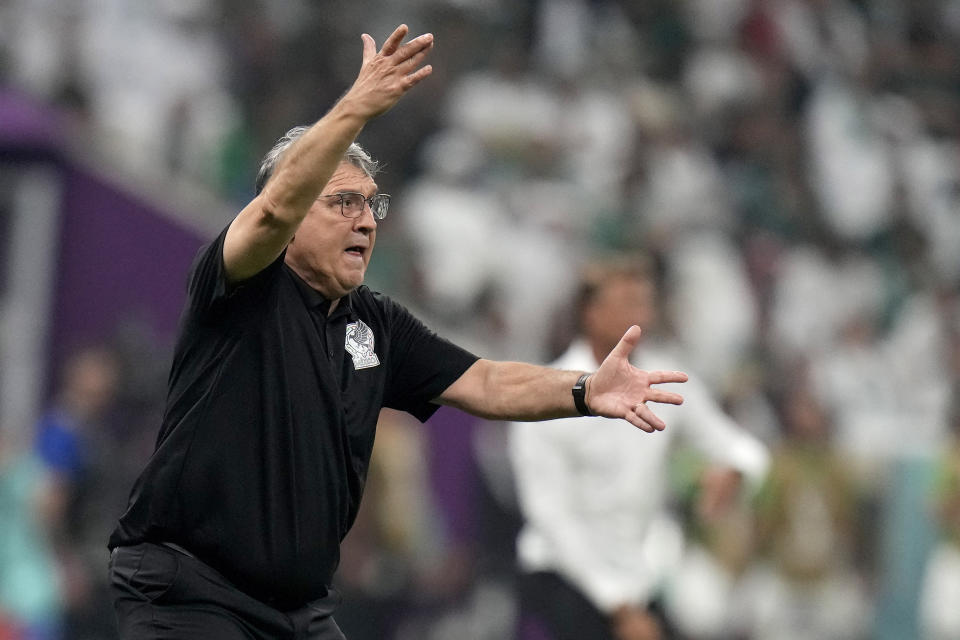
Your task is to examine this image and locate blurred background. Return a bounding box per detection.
[1,0,959,638]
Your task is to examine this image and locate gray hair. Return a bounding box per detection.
[254,126,380,195]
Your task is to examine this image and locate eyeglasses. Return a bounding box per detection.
[319,192,391,220]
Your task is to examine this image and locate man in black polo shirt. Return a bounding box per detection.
[107,24,688,640]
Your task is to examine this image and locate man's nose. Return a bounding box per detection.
[354,203,378,231]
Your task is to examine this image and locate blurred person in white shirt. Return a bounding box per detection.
[508,256,770,640]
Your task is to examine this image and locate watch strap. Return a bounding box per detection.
[572,373,592,416]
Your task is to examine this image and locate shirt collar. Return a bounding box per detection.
[285,265,354,318]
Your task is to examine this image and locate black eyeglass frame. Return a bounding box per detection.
[318,192,391,220]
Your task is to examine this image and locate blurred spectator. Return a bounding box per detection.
[508,256,769,640]
[918,323,960,640]
[919,397,960,640]
[663,449,766,640]
[34,348,118,486]
[33,347,119,640]
[751,376,873,640]
[0,430,62,640]
[663,233,758,389]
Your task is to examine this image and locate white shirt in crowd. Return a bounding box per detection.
[508,338,770,613]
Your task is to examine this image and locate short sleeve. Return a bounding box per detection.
[186,224,284,323]
[381,298,479,422]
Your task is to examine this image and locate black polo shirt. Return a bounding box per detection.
[108,227,478,608]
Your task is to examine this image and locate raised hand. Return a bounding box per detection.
[586,325,688,432]
[343,24,434,119]
[612,605,662,640]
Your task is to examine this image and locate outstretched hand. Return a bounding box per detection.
[586,326,688,432]
[344,24,434,119]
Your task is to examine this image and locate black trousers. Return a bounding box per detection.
[519,571,677,640]
[519,571,614,640]
[110,542,346,640]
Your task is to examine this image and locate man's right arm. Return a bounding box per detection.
[222,24,434,282]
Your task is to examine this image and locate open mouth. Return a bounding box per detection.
[345,245,365,258]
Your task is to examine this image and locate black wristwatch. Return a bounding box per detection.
[572,373,593,416]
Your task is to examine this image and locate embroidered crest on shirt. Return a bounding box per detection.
[345,320,380,370]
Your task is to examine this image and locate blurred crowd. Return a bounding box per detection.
[2,0,960,638]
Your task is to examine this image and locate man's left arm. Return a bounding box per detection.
[437,326,688,432]
[680,373,770,487]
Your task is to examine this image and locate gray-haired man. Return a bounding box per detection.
[108,24,688,639]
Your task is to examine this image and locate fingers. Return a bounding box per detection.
[396,36,434,87]
[645,389,685,405]
[635,402,666,431]
[647,370,689,385]
[400,42,434,74]
[403,64,433,89]
[379,24,434,60]
[360,33,376,65]
[624,411,656,433]
[624,403,666,433]
[396,32,434,61]
[349,26,434,120]
[609,325,642,362]
[363,27,433,79]
[380,24,409,56]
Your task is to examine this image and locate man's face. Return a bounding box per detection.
[285,162,378,299]
[584,275,658,351]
